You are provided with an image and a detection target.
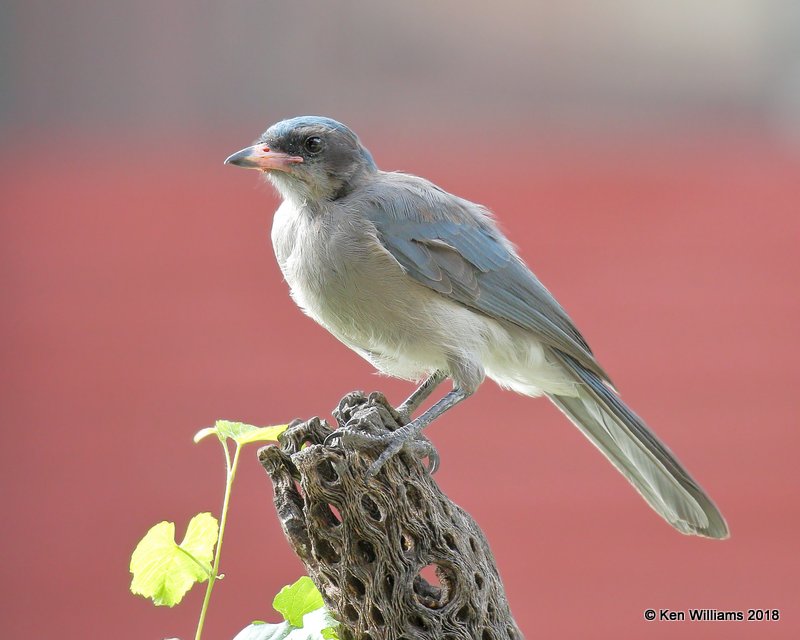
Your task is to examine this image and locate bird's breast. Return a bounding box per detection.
[270,202,423,352]
[268,201,570,390]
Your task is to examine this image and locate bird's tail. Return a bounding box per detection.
[547,352,729,539]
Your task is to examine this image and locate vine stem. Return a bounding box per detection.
[194,440,242,640]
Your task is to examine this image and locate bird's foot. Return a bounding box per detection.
[323,419,439,478]
[366,422,440,477]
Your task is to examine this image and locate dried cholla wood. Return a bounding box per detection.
[258,391,523,640]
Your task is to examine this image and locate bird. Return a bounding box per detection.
[224,116,728,539]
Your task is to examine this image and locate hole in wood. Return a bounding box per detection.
[405,484,423,509]
[443,532,458,551]
[419,563,441,589]
[320,568,338,586]
[346,574,366,599]
[360,493,382,521]
[474,572,484,589]
[469,537,479,554]
[370,605,385,627]
[314,538,340,563]
[382,573,394,598]
[412,562,453,609]
[312,502,341,529]
[356,540,376,564]
[482,629,494,640]
[401,531,414,552]
[343,604,359,623]
[317,458,339,483]
[456,604,472,623]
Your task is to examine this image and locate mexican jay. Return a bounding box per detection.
[225,116,728,539]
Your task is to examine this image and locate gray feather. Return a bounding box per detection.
[229,116,728,539]
[358,176,609,381]
[548,352,729,538]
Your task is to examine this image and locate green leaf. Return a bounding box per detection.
[129,513,219,607]
[193,426,218,443]
[273,577,325,628]
[234,608,339,640]
[320,621,339,640]
[199,420,289,446]
[233,423,289,445]
[180,512,218,567]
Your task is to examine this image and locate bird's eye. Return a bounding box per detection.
[304,136,323,154]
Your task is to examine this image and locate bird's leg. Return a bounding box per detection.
[397,370,447,423]
[366,385,472,477]
[325,364,473,476]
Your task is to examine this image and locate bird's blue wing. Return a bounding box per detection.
[360,182,609,382]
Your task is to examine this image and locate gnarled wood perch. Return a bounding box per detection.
[258,391,523,640]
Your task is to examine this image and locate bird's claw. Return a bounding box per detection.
[323,419,380,449]
[365,432,440,477]
[365,435,408,479]
[324,420,439,477]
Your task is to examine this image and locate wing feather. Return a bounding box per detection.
[358,176,609,382]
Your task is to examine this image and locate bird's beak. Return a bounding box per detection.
[223,144,303,172]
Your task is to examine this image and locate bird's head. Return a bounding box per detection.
[224,116,377,204]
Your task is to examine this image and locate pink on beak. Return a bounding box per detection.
[224,144,303,172]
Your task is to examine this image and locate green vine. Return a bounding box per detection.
[128,420,338,640]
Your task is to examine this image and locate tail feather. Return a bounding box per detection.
[548,352,729,539]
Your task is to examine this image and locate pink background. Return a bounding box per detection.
[2,3,799,638]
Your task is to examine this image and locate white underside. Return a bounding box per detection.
[348,296,578,398]
[271,198,577,397]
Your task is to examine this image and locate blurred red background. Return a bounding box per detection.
[2,3,799,639]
